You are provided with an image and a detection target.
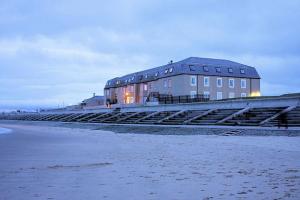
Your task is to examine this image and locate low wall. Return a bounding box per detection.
[36,95,300,114]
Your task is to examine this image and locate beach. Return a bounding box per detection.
[0,122,300,200]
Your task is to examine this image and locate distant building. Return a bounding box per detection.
[104,57,261,105]
[81,94,105,107]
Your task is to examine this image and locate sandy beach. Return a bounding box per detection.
[0,122,300,200]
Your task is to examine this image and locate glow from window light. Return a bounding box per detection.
[250,91,261,97]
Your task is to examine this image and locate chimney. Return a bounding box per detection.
[93,93,96,97]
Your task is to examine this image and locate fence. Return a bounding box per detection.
[155,94,210,104]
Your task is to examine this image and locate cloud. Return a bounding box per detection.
[0,0,299,111]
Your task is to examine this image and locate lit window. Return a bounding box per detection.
[204,91,210,99]
[229,79,235,88]
[164,69,169,74]
[190,91,197,98]
[144,84,148,91]
[204,77,209,87]
[190,76,197,86]
[241,93,247,97]
[217,92,223,100]
[203,66,209,72]
[229,92,235,98]
[164,80,167,88]
[216,67,221,73]
[168,79,172,88]
[217,78,222,87]
[228,68,233,73]
[169,67,173,73]
[241,79,246,88]
[240,68,245,74]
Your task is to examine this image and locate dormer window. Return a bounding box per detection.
[228,68,233,73]
[164,69,169,74]
[203,66,209,72]
[240,68,245,74]
[145,74,148,78]
[189,65,196,71]
[131,76,135,80]
[216,67,221,73]
[155,72,159,77]
[169,67,173,73]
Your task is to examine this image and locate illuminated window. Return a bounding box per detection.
[204,77,209,87]
[229,79,235,88]
[217,78,222,87]
[144,84,148,91]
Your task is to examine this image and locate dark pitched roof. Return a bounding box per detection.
[105,57,260,89]
[82,96,104,103]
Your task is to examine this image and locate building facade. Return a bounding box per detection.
[104,57,260,105]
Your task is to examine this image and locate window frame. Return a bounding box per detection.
[217,92,223,100]
[204,77,210,87]
[241,93,247,97]
[217,77,223,87]
[229,78,235,88]
[241,79,247,88]
[190,75,197,86]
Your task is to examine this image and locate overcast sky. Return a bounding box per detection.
[0,0,300,111]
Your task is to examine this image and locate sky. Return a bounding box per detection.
[0,0,300,111]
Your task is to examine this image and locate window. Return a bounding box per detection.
[155,72,159,77]
[168,79,172,88]
[204,77,209,87]
[228,68,233,73]
[164,69,169,74]
[229,79,235,88]
[131,76,135,81]
[216,67,221,73]
[240,68,245,74]
[217,78,223,87]
[144,74,148,79]
[241,79,246,88]
[164,80,167,88]
[229,92,235,98]
[190,76,197,86]
[169,67,173,73]
[241,93,247,97]
[204,91,210,99]
[203,66,209,72]
[217,92,223,100]
[144,84,148,91]
[189,65,196,71]
[190,91,197,98]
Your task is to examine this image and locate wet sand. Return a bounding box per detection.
[0,123,300,200]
